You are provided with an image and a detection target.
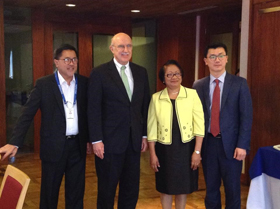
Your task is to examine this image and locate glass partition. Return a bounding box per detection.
[4,7,33,152]
[93,34,113,67]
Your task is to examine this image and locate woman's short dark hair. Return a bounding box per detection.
[204,43,227,58]
[53,44,78,60]
[158,60,184,84]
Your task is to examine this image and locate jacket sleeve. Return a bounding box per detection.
[192,90,205,137]
[87,69,104,143]
[141,68,150,137]
[237,78,253,151]
[147,95,158,142]
[9,79,42,146]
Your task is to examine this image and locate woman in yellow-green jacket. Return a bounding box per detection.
[147,60,204,209]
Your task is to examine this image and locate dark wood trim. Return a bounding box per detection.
[44,21,54,76]
[198,15,208,79]
[0,0,6,147]
[32,8,45,153]
[231,20,240,75]
[78,24,93,77]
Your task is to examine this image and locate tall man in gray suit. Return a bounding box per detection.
[88,32,150,209]
[0,44,88,209]
[193,43,253,209]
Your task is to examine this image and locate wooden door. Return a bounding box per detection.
[249,0,280,172]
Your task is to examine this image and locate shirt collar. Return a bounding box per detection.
[57,70,75,85]
[210,71,226,84]
[113,58,129,70]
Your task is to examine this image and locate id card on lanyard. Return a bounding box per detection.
[55,71,78,119]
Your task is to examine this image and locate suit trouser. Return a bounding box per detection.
[40,137,86,209]
[202,134,242,209]
[95,140,141,209]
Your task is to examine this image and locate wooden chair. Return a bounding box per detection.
[0,165,30,209]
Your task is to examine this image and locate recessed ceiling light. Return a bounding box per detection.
[66,4,76,7]
[131,10,140,13]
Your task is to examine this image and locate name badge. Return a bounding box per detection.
[66,102,74,119]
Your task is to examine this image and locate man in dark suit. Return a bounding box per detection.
[88,32,150,209]
[0,44,88,209]
[193,43,253,209]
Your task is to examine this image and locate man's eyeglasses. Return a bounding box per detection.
[165,73,181,78]
[208,54,227,61]
[113,44,133,50]
[59,57,78,64]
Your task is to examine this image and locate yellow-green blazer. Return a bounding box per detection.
[147,85,205,144]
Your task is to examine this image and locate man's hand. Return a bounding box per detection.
[0,144,18,161]
[233,147,247,161]
[92,142,105,159]
[141,138,148,152]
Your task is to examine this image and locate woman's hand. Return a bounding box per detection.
[191,152,201,170]
[150,154,160,172]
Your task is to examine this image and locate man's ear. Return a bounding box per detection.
[54,59,59,68]
[204,58,208,65]
[109,46,114,53]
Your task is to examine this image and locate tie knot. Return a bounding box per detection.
[215,79,219,85]
[121,65,126,71]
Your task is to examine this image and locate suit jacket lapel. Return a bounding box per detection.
[51,74,65,116]
[130,63,139,102]
[108,60,131,102]
[203,76,211,117]
[221,72,232,110]
[76,74,82,117]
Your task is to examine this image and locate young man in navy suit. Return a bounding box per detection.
[0,44,88,209]
[193,43,253,209]
[88,33,150,209]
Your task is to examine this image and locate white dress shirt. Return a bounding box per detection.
[113,58,134,94]
[57,71,79,136]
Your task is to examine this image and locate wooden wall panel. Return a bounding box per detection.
[0,0,6,146]
[178,16,196,88]
[157,16,196,91]
[44,21,54,76]
[32,9,45,153]
[248,0,280,166]
[198,15,208,79]
[78,25,93,77]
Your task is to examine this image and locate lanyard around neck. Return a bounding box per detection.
[55,71,78,106]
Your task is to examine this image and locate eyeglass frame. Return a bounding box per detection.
[165,72,182,78]
[208,54,227,61]
[59,57,78,64]
[112,44,133,50]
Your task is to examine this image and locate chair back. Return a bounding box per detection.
[0,165,30,209]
